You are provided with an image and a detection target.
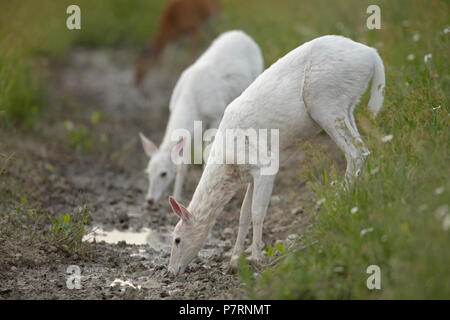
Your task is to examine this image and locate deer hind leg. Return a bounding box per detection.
[248,172,275,265]
[230,183,253,271]
[308,98,370,188]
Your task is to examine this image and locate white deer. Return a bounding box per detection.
[139,30,263,206]
[167,35,385,275]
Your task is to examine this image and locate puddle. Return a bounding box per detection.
[83,227,171,251]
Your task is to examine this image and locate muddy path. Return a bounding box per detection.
[0,48,344,299]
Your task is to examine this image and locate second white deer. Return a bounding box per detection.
[167,35,385,275]
[139,30,263,206]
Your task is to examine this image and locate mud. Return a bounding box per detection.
[0,48,344,300]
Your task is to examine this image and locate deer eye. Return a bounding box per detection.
[160,171,167,178]
[175,238,181,245]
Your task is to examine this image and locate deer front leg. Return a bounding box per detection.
[230,183,253,271]
[249,173,275,266]
[173,163,187,201]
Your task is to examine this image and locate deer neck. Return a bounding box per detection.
[188,163,240,225]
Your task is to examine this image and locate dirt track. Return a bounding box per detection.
[0,48,343,299]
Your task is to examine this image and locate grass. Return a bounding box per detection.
[0,0,448,298]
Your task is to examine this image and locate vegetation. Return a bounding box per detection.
[0,0,448,298]
[48,205,91,253]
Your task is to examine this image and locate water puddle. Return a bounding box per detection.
[83,227,171,251]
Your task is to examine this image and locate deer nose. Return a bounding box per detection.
[147,199,154,206]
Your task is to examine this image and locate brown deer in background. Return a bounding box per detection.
[134,0,221,86]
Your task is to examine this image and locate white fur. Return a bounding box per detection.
[168,35,385,275]
[140,30,264,204]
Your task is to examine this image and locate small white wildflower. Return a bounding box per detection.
[432,105,441,110]
[407,54,415,61]
[413,33,420,41]
[443,26,450,34]
[360,227,374,237]
[434,186,445,195]
[381,134,393,143]
[424,53,432,63]
[370,167,379,175]
[316,198,326,206]
[350,207,358,214]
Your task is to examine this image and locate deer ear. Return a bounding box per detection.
[174,136,185,157]
[139,132,158,158]
[169,196,194,223]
